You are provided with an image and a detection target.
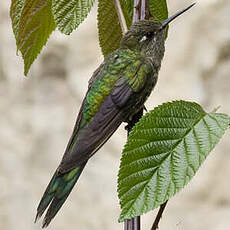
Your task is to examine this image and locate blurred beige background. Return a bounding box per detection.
[1,1,230,230]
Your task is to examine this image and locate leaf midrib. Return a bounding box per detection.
[120,112,207,220]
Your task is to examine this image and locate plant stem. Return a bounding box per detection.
[113,0,128,34]
[133,0,141,22]
[151,201,168,230]
[124,1,149,230]
[140,0,146,19]
[124,108,143,230]
[112,2,142,230]
[124,216,141,230]
[118,0,169,229]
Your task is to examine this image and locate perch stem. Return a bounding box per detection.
[113,0,128,34]
[151,201,168,230]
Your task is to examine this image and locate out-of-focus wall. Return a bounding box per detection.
[0,1,230,230]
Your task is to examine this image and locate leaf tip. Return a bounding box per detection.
[24,64,30,76]
[118,213,127,223]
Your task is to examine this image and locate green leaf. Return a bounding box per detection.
[124,0,133,19]
[125,0,168,38]
[124,0,168,22]
[120,0,132,28]
[118,101,230,222]
[10,0,25,40]
[149,0,168,38]
[52,0,95,35]
[97,0,133,56]
[149,0,168,21]
[17,0,56,75]
[97,0,123,57]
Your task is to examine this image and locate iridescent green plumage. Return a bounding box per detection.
[36,20,166,227]
[36,4,195,226]
[82,48,152,125]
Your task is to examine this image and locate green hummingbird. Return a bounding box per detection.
[35,3,195,227]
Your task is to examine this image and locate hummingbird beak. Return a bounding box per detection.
[161,3,196,29]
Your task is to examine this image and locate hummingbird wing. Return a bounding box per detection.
[35,50,154,226]
[58,49,153,173]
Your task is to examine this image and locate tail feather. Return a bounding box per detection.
[35,163,86,227]
[35,172,61,222]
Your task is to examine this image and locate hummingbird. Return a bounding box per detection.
[35,3,195,227]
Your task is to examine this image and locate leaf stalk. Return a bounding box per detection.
[113,0,128,34]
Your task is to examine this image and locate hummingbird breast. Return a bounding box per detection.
[122,63,159,121]
[58,48,161,170]
[106,48,161,122]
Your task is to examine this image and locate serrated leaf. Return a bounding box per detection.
[125,0,168,38]
[149,0,168,21]
[97,0,123,57]
[124,0,168,22]
[124,0,133,19]
[118,101,230,222]
[10,0,25,40]
[52,0,95,35]
[17,0,56,75]
[149,0,168,38]
[120,0,132,29]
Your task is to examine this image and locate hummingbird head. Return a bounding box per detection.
[120,3,195,65]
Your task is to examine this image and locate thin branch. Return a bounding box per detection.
[151,201,168,230]
[126,0,169,228]
[140,0,146,19]
[125,216,140,230]
[124,109,143,230]
[124,1,149,230]
[133,0,141,22]
[113,0,128,34]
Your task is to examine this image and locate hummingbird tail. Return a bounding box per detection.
[35,163,86,228]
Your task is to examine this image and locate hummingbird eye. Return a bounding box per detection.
[140,31,157,43]
[146,31,156,38]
